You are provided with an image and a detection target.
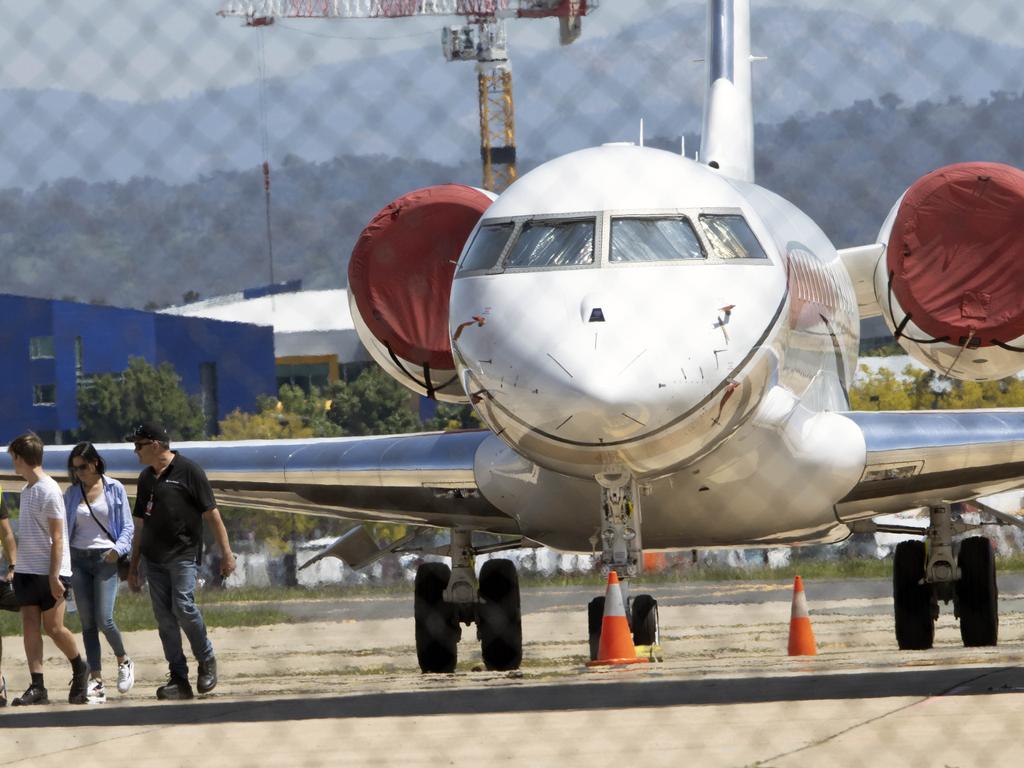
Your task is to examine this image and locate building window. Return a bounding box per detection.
[276,360,334,395]
[30,336,55,359]
[33,384,56,406]
[199,362,218,436]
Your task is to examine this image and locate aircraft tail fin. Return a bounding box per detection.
[699,0,755,182]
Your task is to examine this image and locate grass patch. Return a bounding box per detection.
[0,591,290,635]
[3,552,1024,635]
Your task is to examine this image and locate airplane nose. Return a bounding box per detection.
[538,356,656,443]
[516,346,659,442]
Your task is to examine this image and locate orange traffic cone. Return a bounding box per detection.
[787,575,817,656]
[587,571,650,667]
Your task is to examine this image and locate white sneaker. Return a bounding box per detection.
[86,678,106,704]
[117,659,135,694]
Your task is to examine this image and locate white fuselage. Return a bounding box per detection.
[450,144,867,550]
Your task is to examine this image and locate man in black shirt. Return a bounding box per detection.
[126,423,236,700]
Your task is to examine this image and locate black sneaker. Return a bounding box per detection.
[12,685,49,706]
[156,676,194,701]
[196,657,218,694]
[1,674,7,707]
[68,665,90,705]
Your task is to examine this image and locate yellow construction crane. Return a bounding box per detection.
[217,1,599,192]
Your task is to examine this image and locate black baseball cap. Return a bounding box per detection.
[126,422,169,443]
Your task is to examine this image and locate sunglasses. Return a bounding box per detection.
[72,463,91,472]
[133,441,153,451]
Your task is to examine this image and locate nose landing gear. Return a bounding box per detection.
[586,472,660,660]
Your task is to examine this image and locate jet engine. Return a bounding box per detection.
[872,162,1024,380]
[348,184,494,402]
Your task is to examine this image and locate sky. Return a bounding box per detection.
[0,1,1020,103]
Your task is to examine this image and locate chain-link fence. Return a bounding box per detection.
[1,1,1023,765]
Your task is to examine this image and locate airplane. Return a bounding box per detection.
[5,0,1024,673]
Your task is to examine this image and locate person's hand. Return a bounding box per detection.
[220,552,237,579]
[128,567,142,593]
[103,549,119,564]
[49,575,65,602]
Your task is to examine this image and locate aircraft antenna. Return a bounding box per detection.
[217,1,601,194]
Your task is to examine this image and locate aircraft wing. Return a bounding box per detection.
[835,410,1024,521]
[0,430,520,536]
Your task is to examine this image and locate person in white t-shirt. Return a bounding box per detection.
[64,442,135,703]
[6,432,89,706]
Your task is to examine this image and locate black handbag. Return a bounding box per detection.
[80,487,131,582]
[0,577,18,612]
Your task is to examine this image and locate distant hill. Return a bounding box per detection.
[0,4,1021,188]
[1,91,1021,310]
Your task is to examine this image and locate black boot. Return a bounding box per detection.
[197,657,218,694]
[69,662,90,705]
[156,676,194,700]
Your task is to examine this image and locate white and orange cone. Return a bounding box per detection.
[787,575,817,656]
[587,571,650,667]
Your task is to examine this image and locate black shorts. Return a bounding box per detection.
[12,572,71,612]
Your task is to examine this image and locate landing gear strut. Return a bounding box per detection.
[412,528,524,673]
[586,472,659,660]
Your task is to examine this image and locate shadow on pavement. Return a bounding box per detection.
[2,664,1019,729]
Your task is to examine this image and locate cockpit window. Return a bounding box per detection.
[699,214,768,260]
[458,222,514,273]
[610,217,705,262]
[503,219,594,269]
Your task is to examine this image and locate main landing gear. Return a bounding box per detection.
[586,472,660,660]
[889,505,998,650]
[413,529,523,673]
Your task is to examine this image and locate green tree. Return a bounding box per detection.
[941,378,1024,409]
[76,357,206,442]
[326,366,422,436]
[278,385,343,437]
[848,365,913,410]
[423,403,481,431]
[217,406,314,440]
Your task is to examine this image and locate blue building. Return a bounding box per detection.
[0,294,277,443]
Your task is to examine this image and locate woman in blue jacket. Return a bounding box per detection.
[65,442,135,703]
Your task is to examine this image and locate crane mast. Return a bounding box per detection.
[218,0,598,192]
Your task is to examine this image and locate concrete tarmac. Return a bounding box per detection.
[3,578,1024,767]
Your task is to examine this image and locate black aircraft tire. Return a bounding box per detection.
[477,559,523,671]
[893,540,934,650]
[414,562,459,673]
[587,596,605,661]
[957,536,998,647]
[631,594,659,647]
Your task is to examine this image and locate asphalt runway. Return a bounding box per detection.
[3,577,1024,766]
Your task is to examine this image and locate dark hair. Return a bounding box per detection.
[7,431,44,467]
[68,442,107,483]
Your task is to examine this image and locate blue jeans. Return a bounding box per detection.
[70,548,127,673]
[145,557,214,681]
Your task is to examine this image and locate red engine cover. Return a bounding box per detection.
[348,184,492,371]
[887,162,1024,347]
